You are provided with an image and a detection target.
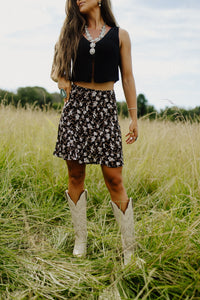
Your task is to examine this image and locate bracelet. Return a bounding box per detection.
[128,107,137,111]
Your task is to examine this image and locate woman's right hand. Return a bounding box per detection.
[58,78,71,102]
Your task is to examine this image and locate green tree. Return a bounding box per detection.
[137,94,148,117]
[116,101,128,118]
[0,89,18,106]
[17,87,53,108]
[51,92,62,103]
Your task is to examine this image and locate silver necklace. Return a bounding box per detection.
[85,23,106,55]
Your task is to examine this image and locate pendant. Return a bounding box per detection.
[90,47,95,55]
[90,42,95,48]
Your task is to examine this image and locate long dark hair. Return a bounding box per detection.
[52,0,118,80]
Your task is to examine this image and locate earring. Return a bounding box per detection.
[98,1,101,7]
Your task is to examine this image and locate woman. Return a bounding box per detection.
[51,0,138,265]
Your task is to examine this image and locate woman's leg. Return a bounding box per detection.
[101,164,134,265]
[101,165,129,213]
[65,160,87,257]
[66,160,86,204]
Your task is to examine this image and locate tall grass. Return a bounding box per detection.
[0,105,200,299]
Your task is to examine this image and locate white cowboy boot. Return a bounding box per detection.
[110,198,135,265]
[65,190,87,257]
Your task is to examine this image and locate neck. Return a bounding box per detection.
[86,10,104,29]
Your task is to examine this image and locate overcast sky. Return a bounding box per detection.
[0,0,199,109]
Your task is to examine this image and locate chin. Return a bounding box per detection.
[79,7,88,14]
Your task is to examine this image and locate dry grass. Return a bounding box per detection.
[0,105,200,299]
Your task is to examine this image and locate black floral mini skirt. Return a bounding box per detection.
[53,84,123,168]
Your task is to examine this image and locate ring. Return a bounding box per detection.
[60,88,67,98]
[130,137,133,141]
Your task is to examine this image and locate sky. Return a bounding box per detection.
[0,0,200,110]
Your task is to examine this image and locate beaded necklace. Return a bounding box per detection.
[85,23,106,55]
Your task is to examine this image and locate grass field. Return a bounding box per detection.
[0,105,200,299]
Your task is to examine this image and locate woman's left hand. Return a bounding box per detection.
[125,120,138,144]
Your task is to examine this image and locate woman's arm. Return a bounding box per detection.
[119,28,138,144]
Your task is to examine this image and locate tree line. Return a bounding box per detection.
[0,86,199,121]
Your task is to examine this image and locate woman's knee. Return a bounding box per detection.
[69,171,85,186]
[105,174,124,193]
[101,165,124,193]
[66,160,86,186]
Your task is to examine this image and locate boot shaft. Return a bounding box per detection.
[110,198,135,265]
[65,190,88,257]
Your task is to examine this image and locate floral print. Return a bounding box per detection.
[53,84,123,168]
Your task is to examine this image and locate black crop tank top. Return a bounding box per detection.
[72,26,120,83]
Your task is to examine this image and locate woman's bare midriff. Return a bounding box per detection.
[73,81,114,91]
